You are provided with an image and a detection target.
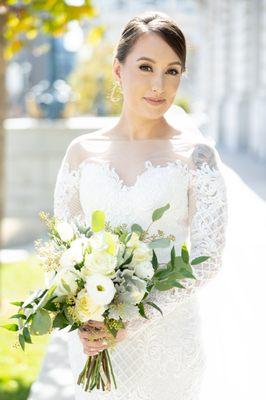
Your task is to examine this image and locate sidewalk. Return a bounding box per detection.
[27,148,265,400]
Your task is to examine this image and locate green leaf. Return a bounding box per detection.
[0,323,19,331]
[173,256,189,272]
[23,327,32,344]
[148,238,170,249]
[170,246,176,267]
[191,256,210,265]
[145,301,163,316]
[35,284,57,311]
[10,301,23,307]
[61,279,71,293]
[10,314,27,320]
[138,303,149,319]
[91,210,105,232]
[181,243,189,264]
[151,250,159,271]
[68,323,79,332]
[152,203,170,222]
[19,334,25,351]
[22,288,46,309]
[52,312,69,329]
[30,309,52,335]
[131,224,143,235]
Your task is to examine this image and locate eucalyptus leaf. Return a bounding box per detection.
[10,301,23,307]
[0,323,19,332]
[91,210,105,232]
[131,224,143,234]
[191,256,210,265]
[138,303,149,319]
[10,314,27,320]
[23,327,32,344]
[145,301,163,316]
[30,309,52,335]
[148,238,170,249]
[19,334,25,351]
[152,203,170,222]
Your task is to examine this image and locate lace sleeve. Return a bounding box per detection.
[125,143,228,339]
[53,141,85,224]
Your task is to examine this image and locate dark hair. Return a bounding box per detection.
[114,11,186,73]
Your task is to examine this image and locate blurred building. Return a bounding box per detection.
[197,0,266,162]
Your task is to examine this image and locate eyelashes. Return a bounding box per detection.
[139,64,180,76]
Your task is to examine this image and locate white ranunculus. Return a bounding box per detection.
[131,242,153,265]
[89,231,120,256]
[126,232,140,248]
[55,221,74,242]
[85,273,116,305]
[59,245,83,269]
[134,261,154,280]
[83,250,117,277]
[75,289,106,323]
[53,267,80,296]
[71,236,91,257]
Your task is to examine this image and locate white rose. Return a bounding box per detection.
[126,232,140,248]
[89,231,120,256]
[53,267,80,296]
[85,273,116,305]
[83,250,117,277]
[59,245,83,269]
[75,289,106,323]
[132,242,153,265]
[134,261,154,280]
[55,221,74,242]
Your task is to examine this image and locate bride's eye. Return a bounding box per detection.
[139,64,180,76]
[139,64,152,72]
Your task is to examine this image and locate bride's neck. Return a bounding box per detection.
[114,112,170,141]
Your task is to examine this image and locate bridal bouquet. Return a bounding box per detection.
[1,204,209,392]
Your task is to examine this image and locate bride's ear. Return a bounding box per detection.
[112,57,122,85]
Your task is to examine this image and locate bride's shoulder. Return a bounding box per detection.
[180,141,221,172]
[66,128,112,154]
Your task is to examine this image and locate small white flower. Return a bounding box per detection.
[55,221,74,242]
[53,267,80,296]
[134,261,154,280]
[75,289,106,323]
[60,245,83,269]
[132,242,153,265]
[83,250,117,277]
[85,273,116,305]
[108,303,140,321]
[126,232,140,248]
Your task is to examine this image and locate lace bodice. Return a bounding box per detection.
[53,131,228,340]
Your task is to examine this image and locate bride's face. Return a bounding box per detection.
[113,32,183,119]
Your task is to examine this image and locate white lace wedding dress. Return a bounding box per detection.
[53,112,228,400]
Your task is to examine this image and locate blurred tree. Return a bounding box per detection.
[66,38,122,117]
[0,0,102,253]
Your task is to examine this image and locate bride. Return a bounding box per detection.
[53,11,228,400]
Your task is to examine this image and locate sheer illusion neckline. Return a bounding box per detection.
[79,158,189,191]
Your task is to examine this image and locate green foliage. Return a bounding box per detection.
[2,0,98,60]
[0,257,49,400]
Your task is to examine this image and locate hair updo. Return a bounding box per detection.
[113,11,187,73]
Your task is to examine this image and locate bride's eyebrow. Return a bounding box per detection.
[136,57,182,66]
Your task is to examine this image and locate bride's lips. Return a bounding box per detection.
[143,97,166,106]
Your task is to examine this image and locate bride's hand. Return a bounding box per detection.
[78,320,127,356]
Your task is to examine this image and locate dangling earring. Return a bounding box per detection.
[110,81,122,103]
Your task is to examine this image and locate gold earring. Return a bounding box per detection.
[110,81,122,103]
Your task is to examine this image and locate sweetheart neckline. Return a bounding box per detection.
[79,158,189,191]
